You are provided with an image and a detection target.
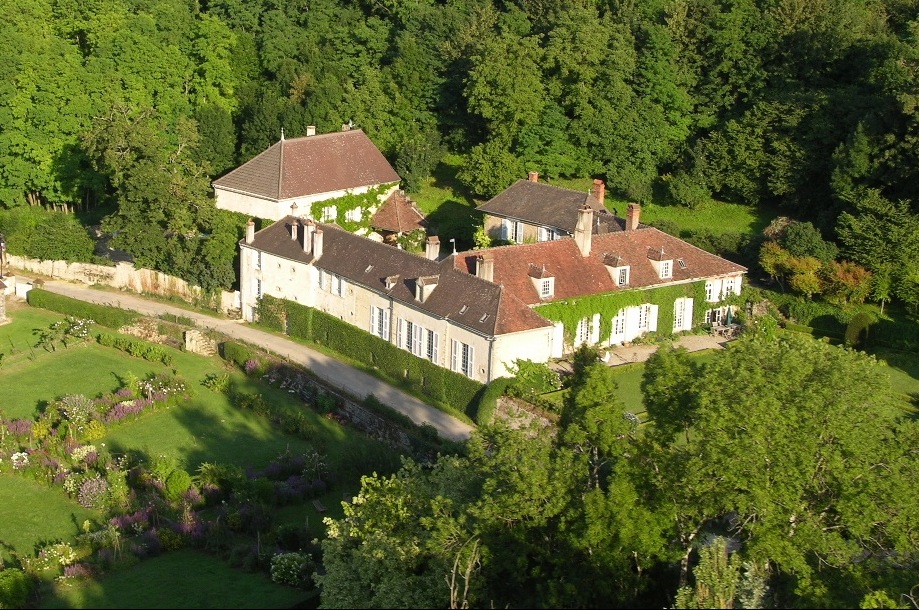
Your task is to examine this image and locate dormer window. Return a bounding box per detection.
[660,260,672,279]
[647,247,673,280]
[385,275,399,290]
[540,278,554,298]
[528,264,555,299]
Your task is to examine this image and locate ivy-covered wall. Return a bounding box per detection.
[308,184,396,234]
[535,281,710,343]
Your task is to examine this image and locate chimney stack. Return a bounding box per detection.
[626,203,641,231]
[592,179,605,206]
[425,236,440,261]
[245,219,255,244]
[306,125,316,136]
[312,228,323,259]
[574,204,593,257]
[476,253,495,282]
[290,220,298,241]
[303,220,314,253]
[528,171,539,183]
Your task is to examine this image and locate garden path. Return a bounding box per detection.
[28,280,476,442]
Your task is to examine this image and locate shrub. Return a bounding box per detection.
[270,552,315,589]
[165,469,193,503]
[845,311,875,348]
[0,568,32,608]
[221,341,254,369]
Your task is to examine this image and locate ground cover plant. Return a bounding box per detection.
[0,300,406,608]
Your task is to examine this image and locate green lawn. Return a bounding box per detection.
[0,476,100,560]
[37,549,313,609]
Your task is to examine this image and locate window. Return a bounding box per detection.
[613,310,625,337]
[540,278,554,298]
[576,317,590,345]
[660,260,672,279]
[511,221,523,243]
[322,205,337,222]
[255,251,262,269]
[370,305,390,340]
[426,329,439,363]
[317,269,326,290]
[723,278,735,298]
[705,281,716,302]
[678,258,687,269]
[674,299,685,330]
[617,267,629,286]
[637,304,650,330]
[334,274,344,296]
[256,279,262,298]
[705,308,723,324]
[451,340,474,377]
[538,227,556,242]
[345,207,362,222]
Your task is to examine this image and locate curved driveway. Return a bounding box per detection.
[38,280,475,442]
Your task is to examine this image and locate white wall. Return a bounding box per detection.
[216,183,400,221]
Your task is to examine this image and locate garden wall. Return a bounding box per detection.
[6,255,241,315]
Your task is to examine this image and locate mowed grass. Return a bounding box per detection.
[0,476,100,560]
[37,549,311,609]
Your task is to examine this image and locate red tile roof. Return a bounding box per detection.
[453,226,747,305]
[213,129,400,200]
[371,190,428,233]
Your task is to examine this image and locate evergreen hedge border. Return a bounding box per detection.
[255,296,483,420]
[26,288,138,329]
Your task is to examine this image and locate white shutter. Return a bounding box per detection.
[382,309,390,340]
[370,306,378,335]
[432,332,439,363]
[538,227,547,242]
[413,324,423,356]
[648,305,659,332]
[501,220,509,240]
[684,298,694,331]
[467,345,475,377]
[591,313,600,343]
[397,318,404,348]
[451,339,459,371]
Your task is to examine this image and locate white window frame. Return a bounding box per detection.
[637,304,650,330]
[345,207,362,222]
[613,310,625,337]
[451,340,474,377]
[256,279,262,298]
[723,278,735,298]
[370,305,390,340]
[426,329,439,363]
[576,317,590,345]
[255,251,262,269]
[318,269,326,290]
[322,205,337,222]
[334,274,344,296]
[540,278,554,298]
[660,260,672,279]
[705,281,716,302]
[674,299,685,331]
[617,267,629,286]
[538,227,556,242]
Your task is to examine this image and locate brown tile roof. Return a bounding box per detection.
[213,129,400,200]
[371,190,428,233]
[453,226,747,305]
[476,180,620,234]
[244,218,553,336]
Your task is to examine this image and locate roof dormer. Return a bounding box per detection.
[647,247,673,279]
[385,275,399,290]
[528,263,555,299]
[603,252,630,286]
[415,274,439,303]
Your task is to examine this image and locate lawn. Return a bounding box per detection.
[37,549,313,609]
[0,301,405,608]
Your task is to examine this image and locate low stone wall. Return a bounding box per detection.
[6,255,241,316]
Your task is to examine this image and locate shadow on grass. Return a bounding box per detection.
[423,199,479,252]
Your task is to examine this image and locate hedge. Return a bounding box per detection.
[27,288,138,329]
[256,297,484,417]
[221,341,255,369]
[96,332,174,365]
[476,377,514,425]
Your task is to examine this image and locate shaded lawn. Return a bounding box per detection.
[0,303,66,360]
[0,475,100,561]
[1,343,170,420]
[37,549,313,609]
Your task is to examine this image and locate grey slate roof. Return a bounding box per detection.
[213,130,400,200]
[243,218,553,336]
[477,180,620,234]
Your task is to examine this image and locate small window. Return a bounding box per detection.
[255,251,262,269]
[678,258,687,269]
[660,261,672,279]
[540,278,554,298]
[322,205,337,222]
[617,267,629,286]
[459,305,468,314]
[345,207,362,222]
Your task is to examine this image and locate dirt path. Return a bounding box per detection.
[29,280,475,443]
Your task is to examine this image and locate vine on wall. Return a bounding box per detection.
[309,184,396,233]
[535,281,711,344]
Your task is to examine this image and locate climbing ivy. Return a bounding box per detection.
[309,184,396,234]
[535,281,711,344]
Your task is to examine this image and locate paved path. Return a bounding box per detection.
[33,280,475,443]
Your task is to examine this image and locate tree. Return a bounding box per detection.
[641,343,700,444]
[396,129,446,193]
[457,139,523,198]
[780,221,838,264]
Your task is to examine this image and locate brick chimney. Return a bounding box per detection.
[626,203,641,231]
[592,179,605,206]
[245,219,255,244]
[574,204,593,257]
[306,125,316,136]
[476,253,494,282]
[425,235,440,261]
[528,171,539,183]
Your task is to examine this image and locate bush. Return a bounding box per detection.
[0,568,32,608]
[221,341,254,369]
[475,377,514,425]
[845,311,875,348]
[270,552,315,589]
[165,469,193,502]
[28,289,138,328]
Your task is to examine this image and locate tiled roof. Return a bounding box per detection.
[244,218,553,336]
[213,129,400,200]
[476,180,618,234]
[453,226,747,305]
[371,190,428,233]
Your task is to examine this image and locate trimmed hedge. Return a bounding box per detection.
[27,288,138,329]
[476,377,514,425]
[221,341,255,369]
[96,332,174,365]
[255,298,484,417]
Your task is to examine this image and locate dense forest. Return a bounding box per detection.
[1,0,918,304]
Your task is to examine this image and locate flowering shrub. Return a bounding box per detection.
[59,563,95,581]
[70,445,97,463]
[244,359,261,375]
[270,552,314,588]
[11,452,28,470]
[77,474,109,510]
[58,394,95,438]
[5,419,32,439]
